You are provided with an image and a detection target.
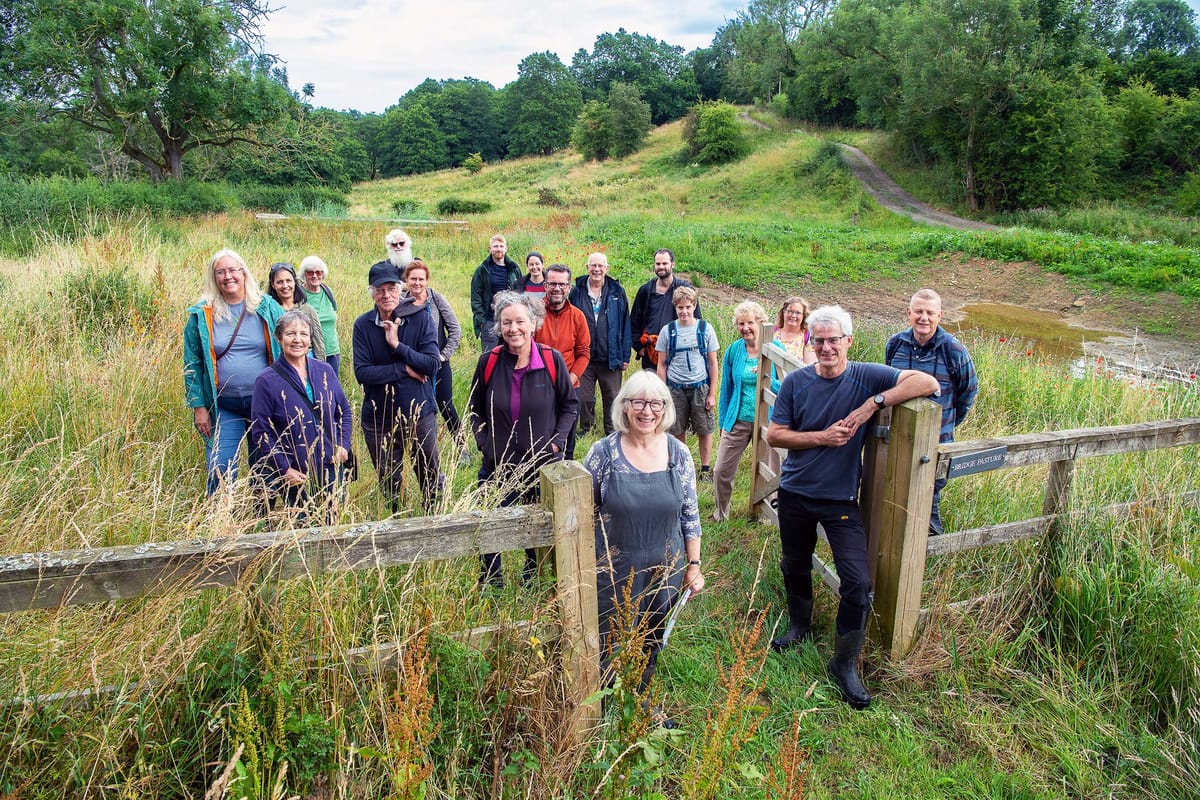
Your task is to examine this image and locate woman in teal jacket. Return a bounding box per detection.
[184,249,283,496]
[712,301,780,521]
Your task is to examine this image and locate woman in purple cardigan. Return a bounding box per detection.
[251,310,353,522]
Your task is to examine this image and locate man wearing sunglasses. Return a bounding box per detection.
[384,229,414,269]
[766,305,937,710]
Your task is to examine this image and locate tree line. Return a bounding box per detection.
[3,0,1199,212]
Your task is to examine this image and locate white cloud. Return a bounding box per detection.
[261,0,743,112]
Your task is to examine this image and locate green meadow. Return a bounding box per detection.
[1,118,1198,798]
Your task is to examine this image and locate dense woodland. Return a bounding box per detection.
[3,0,1200,213]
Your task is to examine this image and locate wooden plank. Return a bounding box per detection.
[762,339,804,376]
[540,461,601,737]
[814,554,841,595]
[749,324,776,519]
[861,406,891,588]
[869,399,941,659]
[936,417,1200,477]
[926,490,1200,557]
[1041,459,1076,557]
[0,508,552,614]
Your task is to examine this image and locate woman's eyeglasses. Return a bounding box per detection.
[626,398,666,412]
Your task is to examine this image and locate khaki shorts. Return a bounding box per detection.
[668,384,715,436]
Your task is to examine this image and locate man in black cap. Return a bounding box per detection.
[353,261,442,512]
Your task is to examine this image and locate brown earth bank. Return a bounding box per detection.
[697,253,1200,378]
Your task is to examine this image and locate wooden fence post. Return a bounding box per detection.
[540,461,601,738]
[868,398,941,660]
[1038,458,1076,585]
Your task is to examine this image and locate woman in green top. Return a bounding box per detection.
[299,255,341,375]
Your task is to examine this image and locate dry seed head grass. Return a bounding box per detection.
[680,607,771,800]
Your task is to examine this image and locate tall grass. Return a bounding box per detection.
[1,116,1198,796]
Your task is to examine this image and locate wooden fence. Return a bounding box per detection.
[748,323,1200,659]
[0,461,601,735]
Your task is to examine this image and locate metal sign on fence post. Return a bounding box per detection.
[946,446,1008,479]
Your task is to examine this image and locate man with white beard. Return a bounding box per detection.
[382,229,414,269]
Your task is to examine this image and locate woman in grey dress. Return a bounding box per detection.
[584,370,705,700]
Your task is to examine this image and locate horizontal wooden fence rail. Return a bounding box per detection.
[0,461,602,735]
[930,417,1200,558]
[0,507,551,614]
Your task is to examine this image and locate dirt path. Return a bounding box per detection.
[835,144,1001,232]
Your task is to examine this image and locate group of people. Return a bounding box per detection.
[182,230,978,713]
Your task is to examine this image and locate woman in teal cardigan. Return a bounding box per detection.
[712,301,780,521]
[184,249,283,496]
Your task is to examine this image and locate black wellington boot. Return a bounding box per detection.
[827,630,871,710]
[770,596,814,651]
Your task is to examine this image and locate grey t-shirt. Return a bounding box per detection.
[656,320,718,385]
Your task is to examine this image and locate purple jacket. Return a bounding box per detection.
[468,344,578,469]
[251,358,353,476]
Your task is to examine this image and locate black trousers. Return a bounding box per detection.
[777,489,872,635]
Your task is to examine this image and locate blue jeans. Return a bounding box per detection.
[206,395,261,496]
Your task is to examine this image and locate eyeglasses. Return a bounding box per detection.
[810,335,849,348]
[545,281,569,288]
[306,270,325,276]
[374,284,402,295]
[626,398,666,412]
[213,269,243,279]
[389,242,407,248]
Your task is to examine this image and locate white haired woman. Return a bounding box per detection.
[184,249,283,496]
[298,255,341,375]
[712,300,780,521]
[585,370,705,709]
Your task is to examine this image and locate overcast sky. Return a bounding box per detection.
[261,0,746,114]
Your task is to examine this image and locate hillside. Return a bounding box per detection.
[353,117,1200,373]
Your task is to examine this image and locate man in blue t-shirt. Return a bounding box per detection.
[766,305,937,710]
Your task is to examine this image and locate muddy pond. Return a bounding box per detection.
[947,303,1196,385]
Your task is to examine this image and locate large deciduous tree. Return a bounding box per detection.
[399,78,503,165]
[570,28,699,124]
[2,0,295,182]
[503,52,582,157]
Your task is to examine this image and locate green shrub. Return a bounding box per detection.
[436,197,492,215]
[537,187,566,207]
[1176,171,1200,215]
[573,100,614,161]
[392,198,422,216]
[682,101,749,165]
[463,152,485,174]
[233,184,347,215]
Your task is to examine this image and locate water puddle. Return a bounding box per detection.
[947,303,1196,386]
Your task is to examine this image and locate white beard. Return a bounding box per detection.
[388,248,413,269]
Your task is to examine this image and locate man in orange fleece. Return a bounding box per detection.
[534,263,591,459]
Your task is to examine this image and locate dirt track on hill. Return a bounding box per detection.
[835,144,1001,232]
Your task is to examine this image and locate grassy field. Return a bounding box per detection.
[1,116,1198,798]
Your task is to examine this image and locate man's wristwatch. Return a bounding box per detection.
[873,393,886,409]
[687,559,702,567]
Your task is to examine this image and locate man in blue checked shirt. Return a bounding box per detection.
[885,289,979,535]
